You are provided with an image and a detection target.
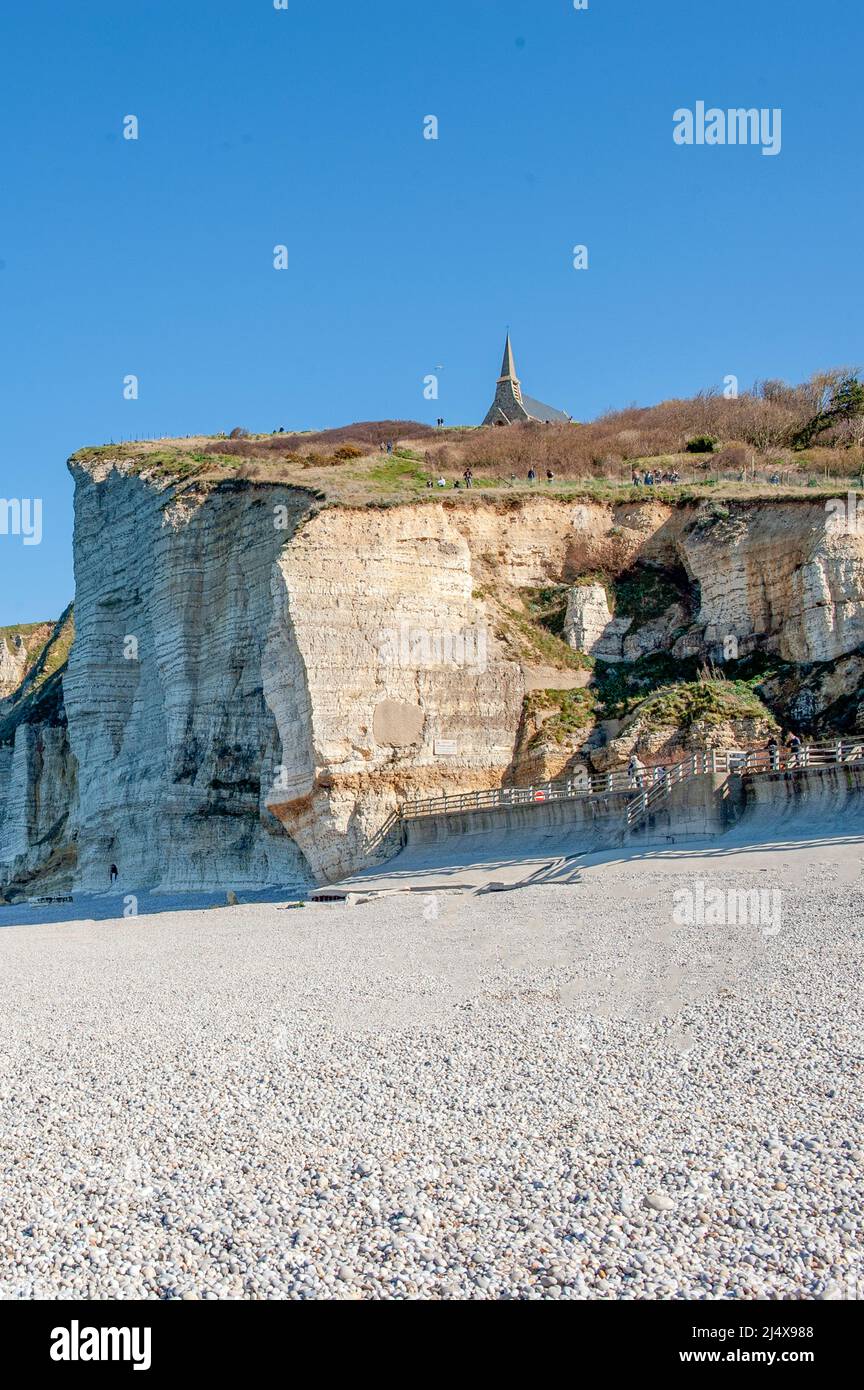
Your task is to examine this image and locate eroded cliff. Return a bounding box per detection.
[2,466,863,896]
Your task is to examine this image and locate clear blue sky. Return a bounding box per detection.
[1,0,861,623]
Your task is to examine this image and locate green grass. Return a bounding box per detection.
[723,650,798,692]
[363,452,429,493]
[29,608,74,690]
[525,687,597,745]
[502,600,594,672]
[628,678,778,733]
[591,652,700,721]
[0,621,51,639]
[520,584,574,639]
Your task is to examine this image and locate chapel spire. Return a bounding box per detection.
[499,332,518,382]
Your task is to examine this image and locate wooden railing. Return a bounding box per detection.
[401,767,634,822]
[626,742,864,828]
[401,742,864,826]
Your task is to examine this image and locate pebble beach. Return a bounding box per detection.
[1,854,861,1301]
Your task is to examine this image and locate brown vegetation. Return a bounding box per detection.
[69,368,864,501]
[453,370,864,485]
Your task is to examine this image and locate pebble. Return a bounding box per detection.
[0,870,861,1300]
[644,1193,677,1212]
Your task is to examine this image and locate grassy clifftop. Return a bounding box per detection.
[69,371,864,508]
[68,433,861,509]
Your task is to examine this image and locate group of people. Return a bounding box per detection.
[766,733,803,768]
[631,468,680,486]
[426,466,560,489]
[627,756,666,790]
[427,467,475,489]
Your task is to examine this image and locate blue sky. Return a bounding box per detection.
[1,0,861,623]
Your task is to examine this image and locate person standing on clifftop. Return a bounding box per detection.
[109,864,118,886]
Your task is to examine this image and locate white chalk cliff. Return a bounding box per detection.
[2,469,864,897]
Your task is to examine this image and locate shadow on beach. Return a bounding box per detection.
[0,886,309,929]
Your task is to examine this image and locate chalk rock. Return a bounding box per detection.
[564,583,631,662]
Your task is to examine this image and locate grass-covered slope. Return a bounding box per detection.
[0,604,74,745]
[68,365,864,508]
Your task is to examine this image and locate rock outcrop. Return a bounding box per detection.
[673,503,864,664]
[0,622,55,702]
[0,634,28,699]
[623,602,688,662]
[0,609,77,896]
[564,583,631,662]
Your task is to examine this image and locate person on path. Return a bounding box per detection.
[109,863,118,885]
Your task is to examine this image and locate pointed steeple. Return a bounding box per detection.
[499,332,518,382]
[482,330,570,426]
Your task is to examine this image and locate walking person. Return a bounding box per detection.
[109,863,118,886]
[786,732,802,768]
[767,736,780,772]
[463,467,473,489]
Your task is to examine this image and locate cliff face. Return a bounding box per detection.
[0,692,76,896]
[2,469,864,897]
[0,609,76,896]
[60,463,314,892]
[673,503,864,664]
[262,504,526,880]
